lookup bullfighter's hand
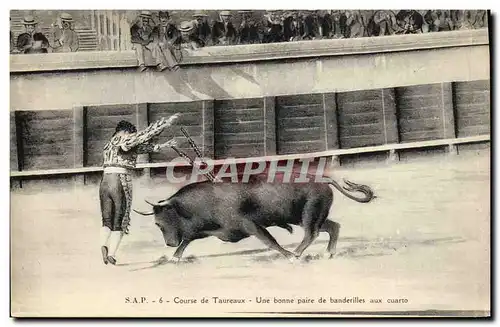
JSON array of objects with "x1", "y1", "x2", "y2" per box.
[
  {"x1": 166, "y1": 113, "x2": 181, "y2": 125},
  {"x1": 159, "y1": 138, "x2": 178, "y2": 149}
]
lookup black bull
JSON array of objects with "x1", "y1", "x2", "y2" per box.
[{"x1": 133, "y1": 174, "x2": 375, "y2": 261}]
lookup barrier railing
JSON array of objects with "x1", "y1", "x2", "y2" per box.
[{"x1": 9, "y1": 134, "x2": 490, "y2": 179}]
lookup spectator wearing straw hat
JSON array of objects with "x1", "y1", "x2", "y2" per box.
[
  {"x1": 52, "y1": 12, "x2": 79, "y2": 52},
  {"x1": 16, "y1": 15, "x2": 50, "y2": 54},
  {"x1": 211, "y1": 10, "x2": 237, "y2": 46},
  {"x1": 192, "y1": 11, "x2": 211, "y2": 47},
  {"x1": 130, "y1": 11, "x2": 170, "y2": 72},
  {"x1": 238, "y1": 10, "x2": 262, "y2": 44},
  {"x1": 173, "y1": 20, "x2": 203, "y2": 51}
]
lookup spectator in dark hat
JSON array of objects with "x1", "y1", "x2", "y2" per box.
[
  {"x1": 330, "y1": 10, "x2": 347, "y2": 38},
  {"x1": 238, "y1": 10, "x2": 262, "y2": 44},
  {"x1": 192, "y1": 11, "x2": 211, "y2": 47},
  {"x1": 263, "y1": 10, "x2": 284, "y2": 43},
  {"x1": 152, "y1": 10, "x2": 180, "y2": 70},
  {"x1": 395, "y1": 10, "x2": 424, "y2": 34},
  {"x1": 211, "y1": 10, "x2": 237, "y2": 45},
  {"x1": 52, "y1": 12, "x2": 79, "y2": 52},
  {"x1": 302, "y1": 11, "x2": 321, "y2": 40},
  {"x1": 17, "y1": 15, "x2": 50, "y2": 54},
  {"x1": 283, "y1": 11, "x2": 305, "y2": 41},
  {"x1": 131, "y1": 11, "x2": 172, "y2": 72}
]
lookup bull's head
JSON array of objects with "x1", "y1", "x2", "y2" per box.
[{"x1": 133, "y1": 198, "x2": 191, "y2": 248}]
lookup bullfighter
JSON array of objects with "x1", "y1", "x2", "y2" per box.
[{"x1": 99, "y1": 113, "x2": 179, "y2": 265}]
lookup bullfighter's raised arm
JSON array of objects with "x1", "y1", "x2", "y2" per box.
[
  {"x1": 135, "y1": 138, "x2": 179, "y2": 154},
  {"x1": 120, "y1": 113, "x2": 180, "y2": 151}
]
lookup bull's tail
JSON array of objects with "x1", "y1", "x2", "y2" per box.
[{"x1": 327, "y1": 177, "x2": 375, "y2": 203}]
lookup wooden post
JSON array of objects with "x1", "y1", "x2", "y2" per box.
[
  {"x1": 10, "y1": 112, "x2": 21, "y2": 189},
  {"x1": 381, "y1": 88, "x2": 400, "y2": 162},
  {"x1": 441, "y1": 82, "x2": 458, "y2": 155},
  {"x1": 136, "y1": 103, "x2": 150, "y2": 179},
  {"x1": 263, "y1": 97, "x2": 277, "y2": 156},
  {"x1": 323, "y1": 92, "x2": 339, "y2": 151},
  {"x1": 73, "y1": 106, "x2": 85, "y2": 185},
  {"x1": 10, "y1": 112, "x2": 19, "y2": 172},
  {"x1": 323, "y1": 93, "x2": 340, "y2": 167},
  {"x1": 202, "y1": 100, "x2": 215, "y2": 159}
]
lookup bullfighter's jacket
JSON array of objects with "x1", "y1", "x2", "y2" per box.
[{"x1": 102, "y1": 119, "x2": 170, "y2": 170}]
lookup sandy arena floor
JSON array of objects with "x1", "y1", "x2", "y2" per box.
[{"x1": 10, "y1": 150, "x2": 491, "y2": 317}]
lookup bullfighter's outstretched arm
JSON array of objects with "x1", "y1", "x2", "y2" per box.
[
  {"x1": 120, "y1": 113, "x2": 180, "y2": 152},
  {"x1": 135, "y1": 138, "x2": 178, "y2": 154}
]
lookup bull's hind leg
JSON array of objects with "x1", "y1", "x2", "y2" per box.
[
  {"x1": 293, "y1": 198, "x2": 329, "y2": 258},
  {"x1": 320, "y1": 220, "x2": 341, "y2": 258}
]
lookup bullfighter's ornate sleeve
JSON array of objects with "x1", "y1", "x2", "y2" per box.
[
  {"x1": 135, "y1": 142, "x2": 160, "y2": 154},
  {"x1": 119, "y1": 118, "x2": 170, "y2": 152}
]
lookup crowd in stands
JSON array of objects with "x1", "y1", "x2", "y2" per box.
[
  {"x1": 11, "y1": 13, "x2": 79, "y2": 54},
  {"x1": 10, "y1": 10, "x2": 488, "y2": 59}
]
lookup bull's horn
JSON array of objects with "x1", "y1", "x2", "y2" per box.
[
  {"x1": 133, "y1": 208, "x2": 154, "y2": 216},
  {"x1": 145, "y1": 199, "x2": 157, "y2": 206},
  {"x1": 157, "y1": 199, "x2": 171, "y2": 207}
]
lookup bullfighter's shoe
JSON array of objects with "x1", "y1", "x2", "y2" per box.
[
  {"x1": 138, "y1": 64, "x2": 147, "y2": 72},
  {"x1": 107, "y1": 256, "x2": 117, "y2": 265},
  {"x1": 101, "y1": 246, "x2": 109, "y2": 265}
]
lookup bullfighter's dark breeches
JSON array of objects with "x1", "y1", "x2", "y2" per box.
[{"x1": 99, "y1": 172, "x2": 133, "y2": 234}]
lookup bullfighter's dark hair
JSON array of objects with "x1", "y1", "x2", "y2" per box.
[{"x1": 114, "y1": 120, "x2": 137, "y2": 135}]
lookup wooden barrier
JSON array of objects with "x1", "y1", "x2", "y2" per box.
[
  {"x1": 9, "y1": 134, "x2": 490, "y2": 179},
  {"x1": 9, "y1": 78, "x2": 491, "y2": 186}
]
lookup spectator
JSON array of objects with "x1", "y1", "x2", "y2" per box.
[
  {"x1": 370, "y1": 10, "x2": 397, "y2": 36},
  {"x1": 152, "y1": 10, "x2": 180, "y2": 70},
  {"x1": 173, "y1": 20, "x2": 204, "y2": 51},
  {"x1": 344, "y1": 10, "x2": 366, "y2": 38},
  {"x1": 238, "y1": 10, "x2": 262, "y2": 44},
  {"x1": 460, "y1": 10, "x2": 488, "y2": 29},
  {"x1": 211, "y1": 11, "x2": 237, "y2": 46},
  {"x1": 395, "y1": 10, "x2": 424, "y2": 34},
  {"x1": 192, "y1": 11, "x2": 211, "y2": 47},
  {"x1": 52, "y1": 13, "x2": 79, "y2": 52},
  {"x1": 329, "y1": 10, "x2": 347, "y2": 38},
  {"x1": 130, "y1": 11, "x2": 170, "y2": 72},
  {"x1": 302, "y1": 11, "x2": 321, "y2": 40},
  {"x1": 283, "y1": 11, "x2": 305, "y2": 41},
  {"x1": 10, "y1": 18, "x2": 15, "y2": 53},
  {"x1": 263, "y1": 10, "x2": 284, "y2": 43},
  {"x1": 319, "y1": 11, "x2": 334, "y2": 38},
  {"x1": 428, "y1": 10, "x2": 453, "y2": 32},
  {"x1": 16, "y1": 15, "x2": 49, "y2": 54}
]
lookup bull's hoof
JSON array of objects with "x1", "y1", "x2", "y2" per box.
[
  {"x1": 107, "y1": 256, "x2": 117, "y2": 265},
  {"x1": 101, "y1": 246, "x2": 109, "y2": 265}
]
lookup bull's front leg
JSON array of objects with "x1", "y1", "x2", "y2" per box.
[
  {"x1": 171, "y1": 239, "x2": 192, "y2": 262},
  {"x1": 242, "y1": 221, "x2": 297, "y2": 261}
]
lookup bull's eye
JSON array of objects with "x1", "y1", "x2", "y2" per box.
[{"x1": 155, "y1": 222, "x2": 164, "y2": 231}]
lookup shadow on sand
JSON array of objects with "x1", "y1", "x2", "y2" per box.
[{"x1": 122, "y1": 236, "x2": 467, "y2": 272}]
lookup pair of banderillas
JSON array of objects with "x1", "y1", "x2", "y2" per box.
[{"x1": 170, "y1": 127, "x2": 219, "y2": 183}]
